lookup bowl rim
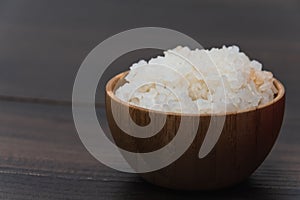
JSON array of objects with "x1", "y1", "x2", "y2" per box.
[{"x1": 106, "y1": 71, "x2": 285, "y2": 117}]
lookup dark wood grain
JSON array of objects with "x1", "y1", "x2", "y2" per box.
[
  {"x1": 0, "y1": 0, "x2": 299, "y2": 199},
  {"x1": 0, "y1": 100, "x2": 299, "y2": 199}
]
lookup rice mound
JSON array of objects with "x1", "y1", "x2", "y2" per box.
[{"x1": 115, "y1": 46, "x2": 278, "y2": 114}]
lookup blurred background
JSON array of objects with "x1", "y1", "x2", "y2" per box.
[
  {"x1": 0, "y1": 0, "x2": 299, "y2": 107},
  {"x1": 0, "y1": 0, "x2": 299, "y2": 199}
]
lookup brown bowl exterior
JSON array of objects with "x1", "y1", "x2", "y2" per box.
[{"x1": 105, "y1": 72, "x2": 285, "y2": 190}]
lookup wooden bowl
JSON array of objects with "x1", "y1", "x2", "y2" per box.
[{"x1": 105, "y1": 71, "x2": 285, "y2": 190}]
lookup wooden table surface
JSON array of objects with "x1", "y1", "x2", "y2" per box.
[{"x1": 0, "y1": 0, "x2": 299, "y2": 199}]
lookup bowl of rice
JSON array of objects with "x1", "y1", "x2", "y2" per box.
[{"x1": 105, "y1": 46, "x2": 285, "y2": 190}]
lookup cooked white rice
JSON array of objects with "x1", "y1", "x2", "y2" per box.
[{"x1": 115, "y1": 46, "x2": 277, "y2": 114}]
